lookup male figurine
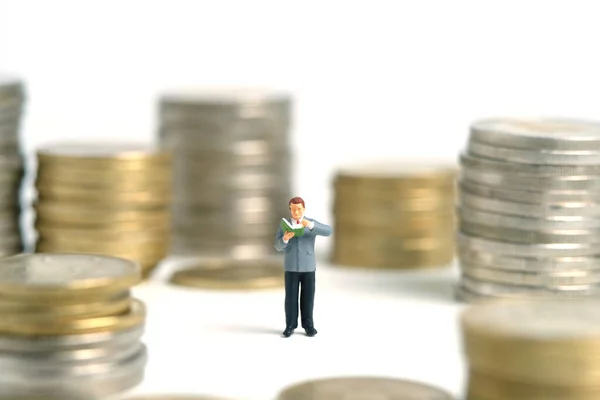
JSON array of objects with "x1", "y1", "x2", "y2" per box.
[{"x1": 274, "y1": 196, "x2": 332, "y2": 337}]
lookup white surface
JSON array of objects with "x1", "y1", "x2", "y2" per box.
[
  {"x1": 4, "y1": 0, "x2": 600, "y2": 226},
  {"x1": 125, "y1": 256, "x2": 466, "y2": 400}
]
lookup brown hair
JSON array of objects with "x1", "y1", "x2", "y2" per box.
[{"x1": 288, "y1": 197, "x2": 305, "y2": 208}]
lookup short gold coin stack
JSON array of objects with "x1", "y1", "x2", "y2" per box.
[
  {"x1": 33, "y1": 143, "x2": 172, "y2": 278},
  {"x1": 169, "y1": 257, "x2": 284, "y2": 290},
  {"x1": 0, "y1": 253, "x2": 147, "y2": 399},
  {"x1": 331, "y1": 161, "x2": 457, "y2": 268},
  {"x1": 461, "y1": 299, "x2": 600, "y2": 400}
]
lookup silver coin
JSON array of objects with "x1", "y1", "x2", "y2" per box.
[
  {"x1": 458, "y1": 190, "x2": 600, "y2": 217},
  {"x1": 460, "y1": 168, "x2": 600, "y2": 191},
  {"x1": 461, "y1": 275, "x2": 600, "y2": 297},
  {"x1": 468, "y1": 140, "x2": 600, "y2": 165},
  {"x1": 276, "y1": 376, "x2": 454, "y2": 400},
  {"x1": 0, "y1": 343, "x2": 146, "y2": 381},
  {"x1": 460, "y1": 152, "x2": 600, "y2": 175},
  {"x1": 0, "y1": 253, "x2": 140, "y2": 294},
  {"x1": 461, "y1": 262, "x2": 600, "y2": 287},
  {"x1": 455, "y1": 284, "x2": 496, "y2": 303},
  {"x1": 459, "y1": 222, "x2": 600, "y2": 244},
  {"x1": 0, "y1": 325, "x2": 144, "y2": 352},
  {"x1": 457, "y1": 207, "x2": 600, "y2": 229},
  {"x1": 0, "y1": 339, "x2": 141, "y2": 365},
  {"x1": 457, "y1": 232, "x2": 600, "y2": 257},
  {"x1": 460, "y1": 180, "x2": 600, "y2": 204},
  {"x1": 469, "y1": 117, "x2": 600, "y2": 151},
  {"x1": 0, "y1": 345, "x2": 146, "y2": 398},
  {"x1": 458, "y1": 247, "x2": 600, "y2": 272}
]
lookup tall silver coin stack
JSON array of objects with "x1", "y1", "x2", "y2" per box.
[
  {"x1": 0, "y1": 75, "x2": 26, "y2": 256},
  {"x1": 456, "y1": 118, "x2": 600, "y2": 301},
  {"x1": 0, "y1": 253, "x2": 147, "y2": 399},
  {"x1": 157, "y1": 89, "x2": 293, "y2": 258}
]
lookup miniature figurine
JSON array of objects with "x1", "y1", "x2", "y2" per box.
[{"x1": 274, "y1": 197, "x2": 332, "y2": 337}]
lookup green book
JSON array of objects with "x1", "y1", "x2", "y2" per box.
[{"x1": 281, "y1": 218, "x2": 305, "y2": 237}]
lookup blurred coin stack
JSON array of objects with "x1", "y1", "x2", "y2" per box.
[
  {"x1": 157, "y1": 89, "x2": 292, "y2": 259},
  {"x1": 0, "y1": 253, "x2": 146, "y2": 399},
  {"x1": 276, "y1": 376, "x2": 455, "y2": 399},
  {"x1": 0, "y1": 75, "x2": 27, "y2": 256},
  {"x1": 456, "y1": 118, "x2": 600, "y2": 301},
  {"x1": 33, "y1": 143, "x2": 172, "y2": 278},
  {"x1": 461, "y1": 299, "x2": 600, "y2": 400},
  {"x1": 330, "y1": 162, "x2": 457, "y2": 268}
]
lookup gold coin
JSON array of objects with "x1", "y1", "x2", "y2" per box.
[
  {"x1": 0, "y1": 253, "x2": 141, "y2": 299},
  {"x1": 169, "y1": 258, "x2": 284, "y2": 290},
  {"x1": 0, "y1": 291, "x2": 131, "y2": 319},
  {"x1": 36, "y1": 236, "x2": 169, "y2": 254},
  {"x1": 36, "y1": 183, "x2": 172, "y2": 207},
  {"x1": 0, "y1": 298, "x2": 146, "y2": 336},
  {"x1": 36, "y1": 142, "x2": 171, "y2": 169},
  {"x1": 34, "y1": 217, "x2": 170, "y2": 232},
  {"x1": 34, "y1": 201, "x2": 170, "y2": 225},
  {"x1": 466, "y1": 368, "x2": 600, "y2": 400},
  {"x1": 36, "y1": 224, "x2": 169, "y2": 241},
  {"x1": 36, "y1": 174, "x2": 171, "y2": 192},
  {"x1": 37, "y1": 163, "x2": 171, "y2": 180},
  {"x1": 332, "y1": 196, "x2": 455, "y2": 213},
  {"x1": 461, "y1": 299, "x2": 600, "y2": 387},
  {"x1": 127, "y1": 397, "x2": 233, "y2": 400},
  {"x1": 35, "y1": 242, "x2": 168, "y2": 265},
  {"x1": 331, "y1": 248, "x2": 454, "y2": 268},
  {"x1": 333, "y1": 214, "x2": 455, "y2": 233},
  {"x1": 276, "y1": 376, "x2": 455, "y2": 400},
  {"x1": 334, "y1": 161, "x2": 457, "y2": 188}
]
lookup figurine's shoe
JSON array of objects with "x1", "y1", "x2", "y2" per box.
[
  {"x1": 282, "y1": 326, "x2": 294, "y2": 337},
  {"x1": 304, "y1": 327, "x2": 317, "y2": 337}
]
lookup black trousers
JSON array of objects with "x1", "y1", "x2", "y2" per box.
[{"x1": 284, "y1": 271, "x2": 315, "y2": 329}]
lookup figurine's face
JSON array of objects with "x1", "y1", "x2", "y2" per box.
[{"x1": 289, "y1": 203, "x2": 304, "y2": 220}]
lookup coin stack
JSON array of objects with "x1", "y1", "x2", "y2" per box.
[
  {"x1": 169, "y1": 257, "x2": 284, "y2": 290},
  {"x1": 0, "y1": 253, "x2": 147, "y2": 399},
  {"x1": 456, "y1": 118, "x2": 600, "y2": 301},
  {"x1": 33, "y1": 143, "x2": 172, "y2": 278},
  {"x1": 157, "y1": 89, "x2": 292, "y2": 259},
  {"x1": 330, "y1": 162, "x2": 457, "y2": 268},
  {"x1": 0, "y1": 75, "x2": 27, "y2": 256},
  {"x1": 461, "y1": 299, "x2": 600, "y2": 400},
  {"x1": 276, "y1": 377, "x2": 455, "y2": 399}
]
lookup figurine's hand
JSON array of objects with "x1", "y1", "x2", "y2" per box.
[
  {"x1": 283, "y1": 231, "x2": 295, "y2": 241},
  {"x1": 301, "y1": 219, "x2": 310, "y2": 227}
]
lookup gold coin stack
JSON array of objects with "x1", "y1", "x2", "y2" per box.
[
  {"x1": 169, "y1": 257, "x2": 284, "y2": 290},
  {"x1": 331, "y1": 161, "x2": 457, "y2": 268},
  {"x1": 276, "y1": 376, "x2": 455, "y2": 399},
  {"x1": 33, "y1": 142, "x2": 172, "y2": 278},
  {"x1": 461, "y1": 299, "x2": 600, "y2": 400},
  {"x1": 0, "y1": 253, "x2": 147, "y2": 398}
]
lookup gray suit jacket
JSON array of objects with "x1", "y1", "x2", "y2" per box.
[{"x1": 274, "y1": 217, "x2": 332, "y2": 272}]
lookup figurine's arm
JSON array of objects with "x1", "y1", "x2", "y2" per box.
[
  {"x1": 274, "y1": 226, "x2": 289, "y2": 251},
  {"x1": 309, "y1": 220, "x2": 332, "y2": 237}
]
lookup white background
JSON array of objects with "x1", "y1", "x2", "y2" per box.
[{"x1": 2, "y1": 1, "x2": 600, "y2": 398}]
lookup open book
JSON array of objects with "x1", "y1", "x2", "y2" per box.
[{"x1": 281, "y1": 218, "x2": 305, "y2": 237}]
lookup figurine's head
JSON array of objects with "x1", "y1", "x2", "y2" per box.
[{"x1": 288, "y1": 197, "x2": 305, "y2": 221}]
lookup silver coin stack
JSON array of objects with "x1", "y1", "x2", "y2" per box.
[
  {"x1": 157, "y1": 89, "x2": 293, "y2": 258},
  {"x1": 0, "y1": 74, "x2": 26, "y2": 255},
  {"x1": 0, "y1": 253, "x2": 147, "y2": 399},
  {"x1": 456, "y1": 118, "x2": 600, "y2": 301}
]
